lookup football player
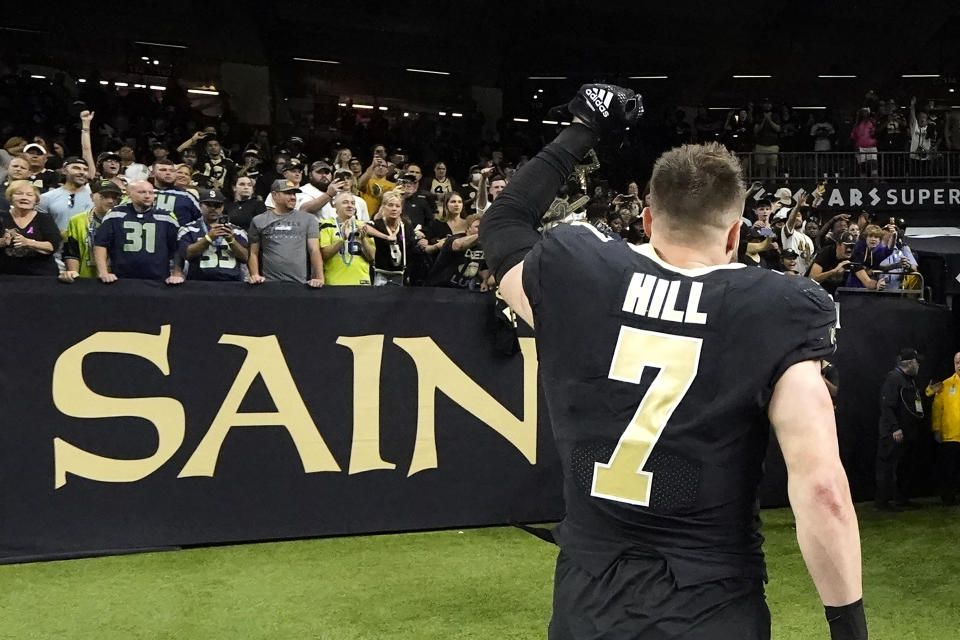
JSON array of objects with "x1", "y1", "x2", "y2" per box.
[{"x1": 480, "y1": 85, "x2": 866, "y2": 640}]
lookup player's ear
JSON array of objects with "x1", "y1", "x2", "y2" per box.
[
  {"x1": 725, "y1": 218, "x2": 742, "y2": 255},
  {"x1": 641, "y1": 206, "x2": 653, "y2": 240}
]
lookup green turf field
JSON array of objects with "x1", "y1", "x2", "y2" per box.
[{"x1": 1, "y1": 501, "x2": 958, "y2": 639}]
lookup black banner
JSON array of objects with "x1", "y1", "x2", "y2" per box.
[
  {"x1": 2, "y1": 279, "x2": 954, "y2": 562},
  {"x1": 0, "y1": 279, "x2": 562, "y2": 562}
]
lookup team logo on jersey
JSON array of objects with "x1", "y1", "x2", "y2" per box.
[{"x1": 585, "y1": 88, "x2": 614, "y2": 118}]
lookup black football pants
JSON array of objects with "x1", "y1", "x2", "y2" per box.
[{"x1": 548, "y1": 551, "x2": 770, "y2": 640}]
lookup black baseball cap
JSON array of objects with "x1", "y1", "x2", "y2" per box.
[
  {"x1": 837, "y1": 231, "x2": 856, "y2": 246},
  {"x1": 91, "y1": 179, "x2": 123, "y2": 195},
  {"x1": 781, "y1": 249, "x2": 799, "y2": 259},
  {"x1": 97, "y1": 151, "x2": 121, "y2": 164},
  {"x1": 282, "y1": 158, "x2": 304, "y2": 172},
  {"x1": 63, "y1": 156, "x2": 88, "y2": 167},
  {"x1": 198, "y1": 187, "x2": 226, "y2": 204},
  {"x1": 898, "y1": 348, "x2": 919, "y2": 362}
]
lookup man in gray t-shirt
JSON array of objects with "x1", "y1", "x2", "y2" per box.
[{"x1": 247, "y1": 179, "x2": 324, "y2": 286}]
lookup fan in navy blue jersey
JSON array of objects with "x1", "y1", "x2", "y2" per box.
[
  {"x1": 93, "y1": 180, "x2": 182, "y2": 284},
  {"x1": 152, "y1": 158, "x2": 201, "y2": 225},
  {"x1": 480, "y1": 85, "x2": 866, "y2": 640},
  {"x1": 175, "y1": 188, "x2": 249, "y2": 281}
]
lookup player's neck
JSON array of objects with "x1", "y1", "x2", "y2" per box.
[{"x1": 648, "y1": 239, "x2": 735, "y2": 269}]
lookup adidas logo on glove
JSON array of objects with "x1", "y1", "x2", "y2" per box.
[{"x1": 585, "y1": 87, "x2": 614, "y2": 118}]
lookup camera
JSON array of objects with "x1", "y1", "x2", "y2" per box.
[
  {"x1": 842, "y1": 262, "x2": 862, "y2": 271},
  {"x1": 216, "y1": 215, "x2": 230, "y2": 226}
]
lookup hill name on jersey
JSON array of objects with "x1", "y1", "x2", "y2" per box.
[{"x1": 622, "y1": 273, "x2": 708, "y2": 325}]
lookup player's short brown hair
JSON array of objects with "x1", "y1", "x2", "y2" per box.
[{"x1": 648, "y1": 143, "x2": 746, "y2": 234}]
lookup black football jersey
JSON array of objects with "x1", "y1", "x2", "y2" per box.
[{"x1": 522, "y1": 222, "x2": 836, "y2": 587}]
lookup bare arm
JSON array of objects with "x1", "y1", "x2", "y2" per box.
[
  {"x1": 247, "y1": 242, "x2": 262, "y2": 278},
  {"x1": 853, "y1": 268, "x2": 882, "y2": 290},
  {"x1": 769, "y1": 359, "x2": 863, "y2": 607},
  {"x1": 785, "y1": 189, "x2": 806, "y2": 235},
  {"x1": 307, "y1": 238, "x2": 324, "y2": 281},
  {"x1": 810, "y1": 260, "x2": 847, "y2": 284},
  {"x1": 178, "y1": 132, "x2": 204, "y2": 154},
  {"x1": 475, "y1": 171, "x2": 490, "y2": 212},
  {"x1": 358, "y1": 158, "x2": 381, "y2": 189},
  {"x1": 80, "y1": 111, "x2": 96, "y2": 179},
  {"x1": 451, "y1": 234, "x2": 480, "y2": 251},
  {"x1": 495, "y1": 263, "x2": 534, "y2": 328},
  {"x1": 320, "y1": 235, "x2": 344, "y2": 261}
]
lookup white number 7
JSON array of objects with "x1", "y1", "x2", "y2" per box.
[{"x1": 591, "y1": 327, "x2": 702, "y2": 506}]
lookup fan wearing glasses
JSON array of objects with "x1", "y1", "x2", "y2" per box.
[{"x1": 37, "y1": 157, "x2": 93, "y2": 232}]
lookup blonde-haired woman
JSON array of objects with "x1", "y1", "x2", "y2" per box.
[
  {"x1": 0, "y1": 180, "x2": 62, "y2": 275},
  {"x1": 367, "y1": 191, "x2": 416, "y2": 286},
  {"x1": 333, "y1": 147, "x2": 353, "y2": 173}
]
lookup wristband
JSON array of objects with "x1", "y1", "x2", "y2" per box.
[
  {"x1": 825, "y1": 599, "x2": 867, "y2": 640},
  {"x1": 225, "y1": 237, "x2": 235, "y2": 245},
  {"x1": 204, "y1": 234, "x2": 213, "y2": 243}
]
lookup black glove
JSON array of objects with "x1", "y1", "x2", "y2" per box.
[
  {"x1": 825, "y1": 599, "x2": 868, "y2": 640},
  {"x1": 566, "y1": 84, "x2": 643, "y2": 135}
]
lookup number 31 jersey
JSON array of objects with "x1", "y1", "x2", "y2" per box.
[
  {"x1": 94, "y1": 204, "x2": 180, "y2": 280},
  {"x1": 522, "y1": 222, "x2": 835, "y2": 587}
]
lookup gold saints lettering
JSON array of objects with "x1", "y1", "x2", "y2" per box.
[{"x1": 50, "y1": 328, "x2": 538, "y2": 487}]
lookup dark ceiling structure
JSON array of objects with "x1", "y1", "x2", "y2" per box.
[{"x1": 4, "y1": 0, "x2": 960, "y2": 118}]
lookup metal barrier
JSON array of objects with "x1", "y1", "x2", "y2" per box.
[
  {"x1": 737, "y1": 151, "x2": 960, "y2": 182},
  {"x1": 836, "y1": 269, "x2": 927, "y2": 301}
]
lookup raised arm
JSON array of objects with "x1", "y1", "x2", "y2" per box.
[
  {"x1": 481, "y1": 84, "x2": 639, "y2": 328},
  {"x1": 178, "y1": 131, "x2": 204, "y2": 154},
  {"x1": 769, "y1": 360, "x2": 867, "y2": 636},
  {"x1": 80, "y1": 110, "x2": 96, "y2": 179},
  {"x1": 475, "y1": 168, "x2": 491, "y2": 213}
]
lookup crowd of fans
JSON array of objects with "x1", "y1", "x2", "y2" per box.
[{"x1": 0, "y1": 77, "x2": 931, "y2": 294}]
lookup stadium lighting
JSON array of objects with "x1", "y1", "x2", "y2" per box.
[
  {"x1": 353, "y1": 104, "x2": 374, "y2": 109},
  {"x1": 338, "y1": 102, "x2": 347, "y2": 107},
  {"x1": 629, "y1": 75, "x2": 668, "y2": 79},
  {"x1": 707, "y1": 107, "x2": 736, "y2": 110},
  {"x1": 438, "y1": 111, "x2": 447, "y2": 116},
  {"x1": 560, "y1": 121, "x2": 571, "y2": 126},
  {"x1": 451, "y1": 112, "x2": 463, "y2": 118},
  {"x1": 403, "y1": 112, "x2": 410, "y2": 117},
  {"x1": 528, "y1": 76, "x2": 566, "y2": 80},
  {"x1": 794, "y1": 106, "x2": 827, "y2": 110},
  {"x1": 114, "y1": 82, "x2": 129, "y2": 87},
  {"x1": 537, "y1": 89, "x2": 544, "y2": 93},
  {"x1": 732, "y1": 75, "x2": 772, "y2": 78},
  {"x1": 134, "y1": 84, "x2": 146, "y2": 88},
  {"x1": 99, "y1": 80, "x2": 109, "y2": 86},
  {"x1": 188, "y1": 89, "x2": 219, "y2": 95},
  {"x1": 542, "y1": 119, "x2": 559, "y2": 125},
  {"x1": 378, "y1": 106, "x2": 388, "y2": 111},
  {"x1": 901, "y1": 74, "x2": 940, "y2": 78},
  {"x1": 135, "y1": 41, "x2": 187, "y2": 49},
  {"x1": 78, "y1": 79, "x2": 86, "y2": 83},
  {"x1": 513, "y1": 118, "x2": 530, "y2": 123},
  {"x1": 293, "y1": 58, "x2": 340, "y2": 64},
  {"x1": 818, "y1": 75, "x2": 857, "y2": 78},
  {"x1": 149, "y1": 85, "x2": 166, "y2": 91},
  {"x1": 406, "y1": 68, "x2": 450, "y2": 76},
  {"x1": 30, "y1": 74, "x2": 46, "y2": 79},
  {"x1": 141, "y1": 56, "x2": 150, "y2": 61}
]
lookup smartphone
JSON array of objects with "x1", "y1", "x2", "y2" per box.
[{"x1": 216, "y1": 215, "x2": 229, "y2": 225}]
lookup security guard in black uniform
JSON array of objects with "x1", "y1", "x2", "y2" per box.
[{"x1": 875, "y1": 348, "x2": 924, "y2": 511}]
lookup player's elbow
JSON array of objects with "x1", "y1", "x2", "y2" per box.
[{"x1": 796, "y1": 469, "x2": 854, "y2": 523}]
